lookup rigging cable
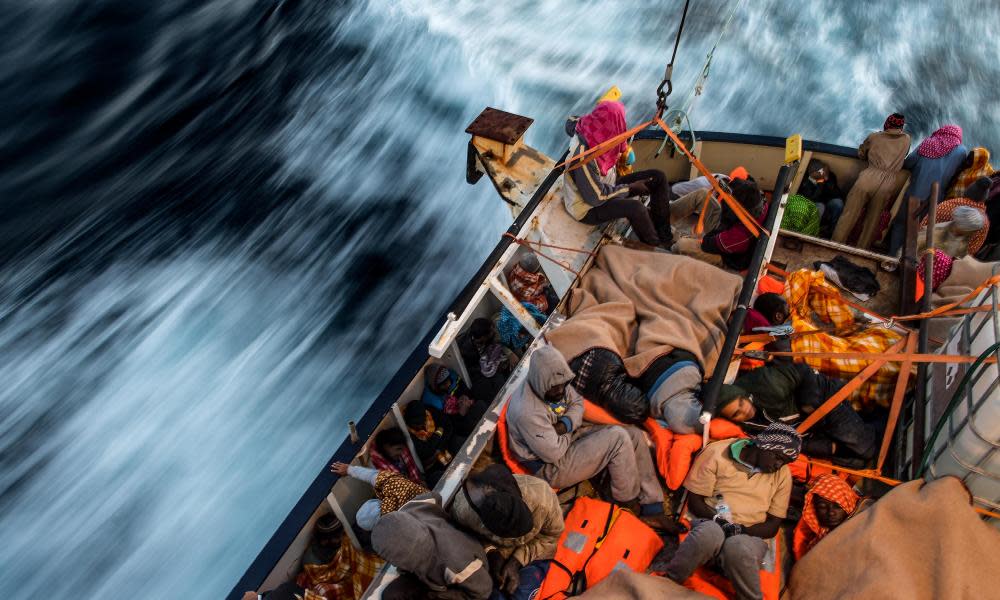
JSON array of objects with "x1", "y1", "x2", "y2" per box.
[
  {"x1": 655, "y1": 0, "x2": 746, "y2": 158},
  {"x1": 655, "y1": 0, "x2": 692, "y2": 116}
]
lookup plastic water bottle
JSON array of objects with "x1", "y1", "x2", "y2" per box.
[{"x1": 715, "y1": 494, "x2": 732, "y2": 523}]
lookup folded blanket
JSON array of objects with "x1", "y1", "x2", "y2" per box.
[
  {"x1": 547, "y1": 246, "x2": 742, "y2": 378},
  {"x1": 787, "y1": 477, "x2": 1000, "y2": 600},
  {"x1": 929, "y1": 255, "x2": 1000, "y2": 342}
]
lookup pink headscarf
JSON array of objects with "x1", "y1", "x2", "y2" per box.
[
  {"x1": 917, "y1": 125, "x2": 963, "y2": 159},
  {"x1": 575, "y1": 101, "x2": 628, "y2": 176}
]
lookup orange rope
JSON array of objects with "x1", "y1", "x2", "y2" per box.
[
  {"x1": 739, "y1": 349, "x2": 997, "y2": 364},
  {"x1": 503, "y1": 233, "x2": 597, "y2": 256},
  {"x1": 799, "y1": 458, "x2": 1000, "y2": 519},
  {"x1": 503, "y1": 234, "x2": 583, "y2": 276},
  {"x1": 654, "y1": 117, "x2": 769, "y2": 238}
]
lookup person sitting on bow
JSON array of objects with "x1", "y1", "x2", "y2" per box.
[{"x1": 562, "y1": 100, "x2": 673, "y2": 250}]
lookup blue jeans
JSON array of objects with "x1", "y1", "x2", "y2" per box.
[{"x1": 817, "y1": 197, "x2": 844, "y2": 236}]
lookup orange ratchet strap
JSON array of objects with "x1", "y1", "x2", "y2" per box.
[
  {"x1": 655, "y1": 117, "x2": 768, "y2": 238},
  {"x1": 556, "y1": 119, "x2": 656, "y2": 173}
]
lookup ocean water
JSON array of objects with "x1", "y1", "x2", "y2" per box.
[{"x1": 1, "y1": 1, "x2": 997, "y2": 598}]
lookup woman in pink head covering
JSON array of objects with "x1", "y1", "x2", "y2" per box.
[
  {"x1": 562, "y1": 100, "x2": 673, "y2": 249},
  {"x1": 886, "y1": 124, "x2": 969, "y2": 254}
]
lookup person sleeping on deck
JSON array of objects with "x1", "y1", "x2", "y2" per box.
[
  {"x1": 637, "y1": 349, "x2": 706, "y2": 435},
  {"x1": 664, "y1": 423, "x2": 800, "y2": 600},
  {"x1": 403, "y1": 401, "x2": 455, "y2": 487},
  {"x1": 725, "y1": 362, "x2": 879, "y2": 464},
  {"x1": 744, "y1": 293, "x2": 789, "y2": 334},
  {"x1": 369, "y1": 427, "x2": 425, "y2": 486},
  {"x1": 506, "y1": 254, "x2": 558, "y2": 315},
  {"x1": 562, "y1": 101, "x2": 673, "y2": 249},
  {"x1": 423, "y1": 364, "x2": 489, "y2": 439},
  {"x1": 449, "y1": 465, "x2": 565, "y2": 597},
  {"x1": 675, "y1": 178, "x2": 768, "y2": 270},
  {"x1": 372, "y1": 493, "x2": 493, "y2": 600},
  {"x1": 505, "y1": 345, "x2": 680, "y2": 533},
  {"x1": 458, "y1": 318, "x2": 518, "y2": 403}
]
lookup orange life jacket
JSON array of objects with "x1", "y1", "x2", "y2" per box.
[
  {"x1": 677, "y1": 513, "x2": 783, "y2": 600},
  {"x1": 496, "y1": 401, "x2": 532, "y2": 475},
  {"x1": 538, "y1": 497, "x2": 663, "y2": 599}
]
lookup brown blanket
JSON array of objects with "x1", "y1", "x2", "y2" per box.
[
  {"x1": 787, "y1": 477, "x2": 1000, "y2": 600},
  {"x1": 929, "y1": 256, "x2": 1000, "y2": 342},
  {"x1": 577, "y1": 570, "x2": 711, "y2": 599},
  {"x1": 546, "y1": 245, "x2": 742, "y2": 376}
]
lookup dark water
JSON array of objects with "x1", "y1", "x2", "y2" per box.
[{"x1": 1, "y1": 1, "x2": 997, "y2": 598}]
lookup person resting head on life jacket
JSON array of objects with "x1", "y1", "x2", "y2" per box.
[
  {"x1": 730, "y1": 362, "x2": 879, "y2": 464},
  {"x1": 449, "y1": 464, "x2": 565, "y2": 596},
  {"x1": 665, "y1": 423, "x2": 801, "y2": 600}
]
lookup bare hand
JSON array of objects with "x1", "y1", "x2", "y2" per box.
[
  {"x1": 554, "y1": 420, "x2": 568, "y2": 435},
  {"x1": 458, "y1": 396, "x2": 475, "y2": 416},
  {"x1": 330, "y1": 461, "x2": 350, "y2": 476},
  {"x1": 241, "y1": 593, "x2": 258, "y2": 600}
]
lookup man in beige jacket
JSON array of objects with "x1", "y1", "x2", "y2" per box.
[
  {"x1": 449, "y1": 464, "x2": 564, "y2": 594},
  {"x1": 833, "y1": 113, "x2": 911, "y2": 247}
]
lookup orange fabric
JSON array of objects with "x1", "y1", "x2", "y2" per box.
[
  {"x1": 660, "y1": 422, "x2": 747, "y2": 490},
  {"x1": 739, "y1": 341, "x2": 765, "y2": 371},
  {"x1": 757, "y1": 275, "x2": 785, "y2": 295},
  {"x1": 677, "y1": 515, "x2": 783, "y2": 600},
  {"x1": 708, "y1": 419, "x2": 745, "y2": 440},
  {"x1": 582, "y1": 399, "x2": 625, "y2": 425},
  {"x1": 667, "y1": 434, "x2": 705, "y2": 491},
  {"x1": 644, "y1": 418, "x2": 676, "y2": 490},
  {"x1": 655, "y1": 117, "x2": 766, "y2": 238},
  {"x1": 539, "y1": 497, "x2": 663, "y2": 600},
  {"x1": 797, "y1": 336, "x2": 907, "y2": 433},
  {"x1": 793, "y1": 474, "x2": 859, "y2": 561},
  {"x1": 787, "y1": 454, "x2": 839, "y2": 483},
  {"x1": 496, "y1": 403, "x2": 532, "y2": 475},
  {"x1": 878, "y1": 333, "x2": 916, "y2": 472},
  {"x1": 729, "y1": 166, "x2": 749, "y2": 181}
]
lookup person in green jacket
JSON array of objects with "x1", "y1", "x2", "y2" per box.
[{"x1": 722, "y1": 362, "x2": 878, "y2": 463}]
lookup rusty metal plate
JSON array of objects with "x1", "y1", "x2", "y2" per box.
[{"x1": 465, "y1": 107, "x2": 533, "y2": 144}]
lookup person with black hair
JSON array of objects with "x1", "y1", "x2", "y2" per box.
[
  {"x1": 674, "y1": 178, "x2": 768, "y2": 270},
  {"x1": 797, "y1": 159, "x2": 844, "y2": 237},
  {"x1": 449, "y1": 465, "x2": 565, "y2": 596},
  {"x1": 744, "y1": 293, "x2": 789, "y2": 334},
  {"x1": 402, "y1": 401, "x2": 454, "y2": 487},
  {"x1": 369, "y1": 427, "x2": 424, "y2": 485}
]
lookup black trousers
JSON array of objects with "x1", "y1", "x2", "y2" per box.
[{"x1": 581, "y1": 169, "x2": 672, "y2": 246}]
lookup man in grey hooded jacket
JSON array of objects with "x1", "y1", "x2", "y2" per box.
[
  {"x1": 372, "y1": 493, "x2": 493, "y2": 600},
  {"x1": 506, "y1": 345, "x2": 677, "y2": 531}
]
